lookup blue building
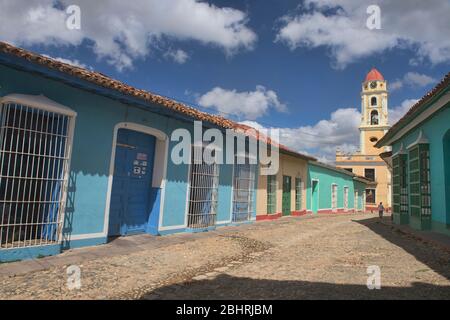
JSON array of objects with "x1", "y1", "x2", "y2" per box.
[
  {"x1": 0, "y1": 42, "x2": 258, "y2": 261},
  {"x1": 376, "y1": 72, "x2": 450, "y2": 235}
]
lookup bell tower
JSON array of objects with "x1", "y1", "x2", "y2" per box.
[{"x1": 359, "y1": 68, "x2": 390, "y2": 154}]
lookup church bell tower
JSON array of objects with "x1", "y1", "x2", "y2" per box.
[{"x1": 359, "y1": 68, "x2": 390, "y2": 154}]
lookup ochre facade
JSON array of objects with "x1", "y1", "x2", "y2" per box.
[{"x1": 336, "y1": 68, "x2": 392, "y2": 210}]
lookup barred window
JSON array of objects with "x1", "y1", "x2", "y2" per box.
[
  {"x1": 295, "y1": 178, "x2": 302, "y2": 211},
  {"x1": 0, "y1": 96, "x2": 75, "y2": 249},
  {"x1": 187, "y1": 144, "x2": 219, "y2": 229}
]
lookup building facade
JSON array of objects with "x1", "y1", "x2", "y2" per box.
[
  {"x1": 307, "y1": 161, "x2": 368, "y2": 214},
  {"x1": 376, "y1": 72, "x2": 450, "y2": 235},
  {"x1": 0, "y1": 42, "x2": 259, "y2": 262},
  {"x1": 336, "y1": 68, "x2": 391, "y2": 211},
  {"x1": 256, "y1": 149, "x2": 313, "y2": 220}
]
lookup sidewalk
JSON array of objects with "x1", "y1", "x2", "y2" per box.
[{"x1": 380, "y1": 217, "x2": 450, "y2": 253}]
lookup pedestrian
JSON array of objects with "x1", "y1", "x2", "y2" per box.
[{"x1": 378, "y1": 202, "x2": 384, "y2": 220}]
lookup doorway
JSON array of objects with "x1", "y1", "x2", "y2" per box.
[
  {"x1": 282, "y1": 175, "x2": 292, "y2": 216},
  {"x1": 108, "y1": 128, "x2": 156, "y2": 236}
]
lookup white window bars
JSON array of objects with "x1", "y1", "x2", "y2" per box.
[
  {"x1": 0, "y1": 95, "x2": 75, "y2": 249},
  {"x1": 232, "y1": 160, "x2": 256, "y2": 223},
  {"x1": 331, "y1": 184, "x2": 338, "y2": 211},
  {"x1": 187, "y1": 145, "x2": 219, "y2": 229}
]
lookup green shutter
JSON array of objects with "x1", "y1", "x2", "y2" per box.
[
  {"x1": 267, "y1": 175, "x2": 277, "y2": 214},
  {"x1": 409, "y1": 144, "x2": 431, "y2": 220},
  {"x1": 393, "y1": 154, "x2": 408, "y2": 216}
]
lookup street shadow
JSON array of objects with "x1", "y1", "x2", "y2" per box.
[
  {"x1": 142, "y1": 274, "x2": 450, "y2": 300},
  {"x1": 354, "y1": 217, "x2": 450, "y2": 281}
]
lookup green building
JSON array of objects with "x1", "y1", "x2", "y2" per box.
[
  {"x1": 376, "y1": 72, "x2": 450, "y2": 235},
  {"x1": 307, "y1": 161, "x2": 368, "y2": 214}
]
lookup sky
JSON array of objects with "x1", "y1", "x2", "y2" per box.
[{"x1": 0, "y1": 0, "x2": 449, "y2": 162}]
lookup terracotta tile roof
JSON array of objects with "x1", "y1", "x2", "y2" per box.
[
  {"x1": 0, "y1": 41, "x2": 236, "y2": 129},
  {"x1": 365, "y1": 68, "x2": 384, "y2": 82},
  {"x1": 0, "y1": 41, "x2": 316, "y2": 162},
  {"x1": 376, "y1": 71, "x2": 450, "y2": 147}
]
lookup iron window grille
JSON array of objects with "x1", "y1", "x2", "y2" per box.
[
  {"x1": 232, "y1": 158, "x2": 256, "y2": 223},
  {"x1": 0, "y1": 97, "x2": 75, "y2": 249},
  {"x1": 295, "y1": 178, "x2": 302, "y2": 211},
  {"x1": 331, "y1": 184, "x2": 338, "y2": 210},
  {"x1": 186, "y1": 144, "x2": 219, "y2": 229}
]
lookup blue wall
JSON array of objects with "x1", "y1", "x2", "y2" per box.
[
  {"x1": 0, "y1": 58, "x2": 243, "y2": 260},
  {"x1": 391, "y1": 104, "x2": 450, "y2": 228},
  {"x1": 307, "y1": 162, "x2": 362, "y2": 212}
]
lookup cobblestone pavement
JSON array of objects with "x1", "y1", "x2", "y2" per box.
[{"x1": 1, "y1": 213, "x2": 450, "y2": 299}]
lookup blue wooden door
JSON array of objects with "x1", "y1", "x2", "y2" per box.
[{"x1": 108, "y1": 129, "x2": 156, "y2": 236}]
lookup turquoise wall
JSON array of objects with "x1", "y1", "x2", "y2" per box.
[
  {"x1": 0, "y1": 61, "x2": 238, "y2": 251},
  {"x1": 307, "y1": 163, "x2": 361, "y2": 212},
  {"x1": 391, "y1": 104, "x2": 450, "y2": 227}
]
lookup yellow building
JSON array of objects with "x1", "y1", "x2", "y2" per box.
[
  {"x1": 335, "y1": 68, "x2": 392, "y2": 211},
  {"x1": 256, "y1": 149, "x2": 312, "y2": 220}
]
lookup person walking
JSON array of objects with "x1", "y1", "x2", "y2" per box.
[{"x1": 378, "y1": 202, "x2": 384, "y2": 220}]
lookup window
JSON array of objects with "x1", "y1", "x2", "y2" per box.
[
  {"x1": 232, "y1": 159, "x2": 256, "y2": 223},
  {"x1": 267, "y1": 175, "x2": 277, "y2": 214},
  {"x1": 344, "y1": 168, "x2": 353, "y2": 173},
  {"x1": 0, "y1": 98, "x2": 76, "y2": 249},
  {"x1": 366, "y1": 189, "x2": 376, "y2": 204},
  {"x1": 187, "y1": 144, "x2": 219, "y2": 229},
  {"x1": 295, "y1": 178, "x2": 302, "y2": 211},
  {"x1": 331, "y1": 184, "x2": 338, "y2": 210},
  {"x1": 371, "y1": 97, "x2": 377, "y2": 106},
  {"x1": 393, "y1": 154, "x2": 408, "y2": 216},
  {"x1": 370, "y1": 110, "x2": 379, "y2": 125},
  {"x1": 370, "y1": 137, "x2": 378, "y2": 143},
  {"x1": 364, "y1": 168, "x2": 375, "y2": 181},
  {"x1": 409, "y1": 145, "x2": 431, "y2": 218}
]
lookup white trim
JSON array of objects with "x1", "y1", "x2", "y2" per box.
[
  {"x1": 331, "y1": 183, "x2": 338, "y2": 212},
  {"x1": 158, "y1": 224, "x2": 186, "y2": 231},
  {"x1": 69, "y1": 232, "x2": 106, "y2": 240},
  {"x1": 392, "y1": 143, "x2": 408, "y2": 157},
  {"x1": 103, "y1": 122, "x2": 169, "y2": 237},
  {"x1": 406, "y1": 130, "x2": 429, "y2": 149},
  {"x1": 0, "y1": 94, "x2": 77, "y2": 117}
]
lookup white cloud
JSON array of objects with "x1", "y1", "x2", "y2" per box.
[
  {"x1": 164, "y1": 49, "x2": 190, "y2": 64},
  {"x1": 276, "y1": 0, "x2": 450, "y2": 68},
  {"x1": 197, "y1": 86, "x2": 287, "y2": 120},
  {"x1": 389, "y1": 98, "x2": 419, "y2": 125},
  {"x1": 0, "y1": 0, "x2": 257, "y2": 71},
  {"x1": 241, "y1": 107, "x2": 361, "y2": 163},
  {"x1": 241, "y1": 99, "x2": 419, "y2": 162},
  {"x1": 390, "y1": 72, "x2": 436, "y2": 91}
]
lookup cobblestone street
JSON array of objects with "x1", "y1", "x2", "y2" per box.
[{"x1": 1, "y1": 213, "x2": 450, "y2": 299}]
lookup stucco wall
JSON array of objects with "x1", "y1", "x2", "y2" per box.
[
  {"x1": 256, "y1": 153, "x2": 308, "y2": 216},
  {"x1": 0, "y1": 62, "x2": 236, "y2": 244},
  {"x1": 307, "y1": 163, "x2": 360, "y2": 213},
  {"x1": 391, "y1": 103, "x2": 450, "y2": 227}
]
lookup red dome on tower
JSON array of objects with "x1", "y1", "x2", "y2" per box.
[{"x1": 365, "y1": 68, "x2": 384, "y2": 82}]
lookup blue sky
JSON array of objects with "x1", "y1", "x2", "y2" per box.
[{"x1": 1, "y1": 0, "x2": 449, "y2": 161}]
